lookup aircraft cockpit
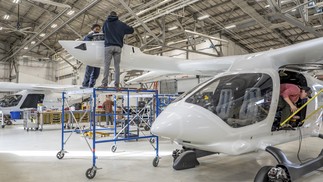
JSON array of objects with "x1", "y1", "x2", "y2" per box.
[
  {"x1": 185, "y1": 73, "x2": 273, "y2": 128},
  {"x1": 0, "y1": 95, "x2": 22, "y2": 107}
]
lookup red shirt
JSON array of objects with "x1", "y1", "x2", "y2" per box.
[{"x1": 280, "y1": 83, "x2": 301, "y2": 103}]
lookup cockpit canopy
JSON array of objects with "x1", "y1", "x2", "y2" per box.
[
  {"x1": 185, "y1": 73, "x2": 273, "y2": 128},
  {"x1": 0, "y1": 95, "x2": 22, "y2": 107}
]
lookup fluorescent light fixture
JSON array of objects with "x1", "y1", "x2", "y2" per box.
[
  {"x1": 142, "y1": 35, "x2": 150, "y2": 39},
  {"x1": 197, "y1": 14, "x2": 210, "y2": 20},
  {"x1": 24, "y1": 47, "x2": 28, "y2": 50},
  {"x1": 0, "y1": 27, "x2": 2, "y2": 30},
  {"x1": 265, "y1": 5, "x2": 270, "y2": 8},
  {"x1": 313, "y1": 25, "x2": 322, "y2": 28},
  {"x1": 13, "y1": 0, "x2": 20, "y2": 3},
  {"x1": 67, "y1": 10, "x2": 75, "y2": 16},
  {"x1": 40, "y1": 33, "x2": 46, "y2": 37},
  {"x1": 168, "y1": 26, "x2": 178, "y2": 31},
  {"x1": 291, "y1": 9, "x2": 297, "y2": 12},
  {"x1": 3, "y1": 15, "x2": 10, "y2": 20},
  {"x1": 51, "y1": 24, "x2": 57, "y2": 28},
  {"x1": 31, "y1": 41, "x2": 36, "y2": 44},
  {"x1": 224, "y1": 24, "x2": 236, "y2": 29}
]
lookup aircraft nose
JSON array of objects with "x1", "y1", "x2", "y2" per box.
[{"x1": 151, "y1": 108, "x2": 181, "y2": 139}]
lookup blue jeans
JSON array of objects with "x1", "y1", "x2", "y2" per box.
[{"x1": 82, "y1": 65, "x2": 100, "y2": 87}]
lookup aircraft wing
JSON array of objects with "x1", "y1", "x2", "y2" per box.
[
  {"x1": 0, "y1": 82, "x2": 79, "y2": 92},
  {"x1": 126, "y1": 71, "x2": 178, "y2": 84}
]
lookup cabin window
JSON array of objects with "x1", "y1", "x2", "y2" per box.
[
  {"x1": 185, "y1": 73, "x2": 273, "y2": 128},
  {"x1": 20, "y1": 94, "x2": 45, "y2": 109},
  {"x1": 0, "y1": 95, "x2": 23, "y2": 107}
]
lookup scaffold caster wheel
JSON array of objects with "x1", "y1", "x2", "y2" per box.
[
  {"x1": 153, "y1": 157, "x2": 159, "y2": 167},
  {"x1": 111, "y1": 145, "x2": 117, "y2": 153},
  {"x1": 7, "y1": 120, "x2": 12, "y2": 125},
  {"x1": 56, "y1": 151, "x2": 65, "y2": 159},
  {"x1": 2, "y1": 125, "x2": 5, "y2": 128},
  {"x1": 150, "y1": 138, "x2": 155, "y2": 144},
  {"x1": 27, "y1": 128, "x2": 29, "y2": 132},
  {"x1": 144, "y1": 125, "x2": 150, "y2": 131},
  {"x1": 85, "y1": 167, "x2": 96, "y2": 179}
]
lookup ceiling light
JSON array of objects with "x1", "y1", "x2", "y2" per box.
[
  {"x1": 31, "y1": 41, "x2": 36, "y2": 44},
  {"x1": 291, "y1": 9, "x2": 297, "y2": 12},
  {"x1": 265, "y1": 5, "x2": 270, "y2": 8},
  {"x1": 67, "y1": 10, "x2": 75, "y2": 16},
  {"x1": 0, "y1": 27, "x2": 2, "y2": 30},
  {"x1": 142, "y1": 35, "x2": 150, "y2": 39},
  {"x1": 168, "y1": 26, "x2": 178, "y2": 31},
  {"x1": 3, "y1": 15, "x2": 10, "y2": 20},
  {"x1": 40, "y1": 33, "x2": 46, "y2": 37},
  {"x1": 13, "y1": 0, "x2": 20, "y2": 3},
  {"x1": 197, "y1": 14, "x2": 210, "y2": 20},
  {"x1": 24, "y1": 47, "x2": 28, "y2": 50},
  {"x1": 51, "y1": 24, "x2": 57, "y2": 28},
  {"x1": 224, "y1": 24, "x2": 236, "y2": 29},
  {"x1": 313, "y1": 25, "x2": 322, "y2": 28}
]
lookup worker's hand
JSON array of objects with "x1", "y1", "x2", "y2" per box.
[{"x1": 290, "y1": 104, "x2": 298, "y2": 112}]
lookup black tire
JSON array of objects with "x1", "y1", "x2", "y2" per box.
[
  {"x1": 56, "y1": 151, "x2": 65, "y2": 160},
  {"x1": 111, "y1": 145, "x2": 117, "y2": 153},
  {"x1": 150, "y1": 138, "x2": 155, "y2": 144},
  {"x1": 254, "y1": 166, "x2": 273, "y2": 182},
  {"x1": 85, "y1": 168, "x2": 96, "y2": 179},
  {"x1": 153, "y1": 157, "x2": 159, "y2": 167},
  {"x1": 2, "y1": 125, "x2": 5, "y2": 128},
  {"x1": 144, "y1": 125, "x2": 150, "y2": 131}
]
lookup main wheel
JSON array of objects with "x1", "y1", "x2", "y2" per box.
[
  {"x1": 56, "y1": 151, "x2": 65, "y2": 159},
  {"x1": 153, "y1": 157, "x2": 159, "y2": 167},
  {"x1": 1, "y1": 125, "x2": 5, "y2": 128},
  {"x1": 85, "y1": 168, "x2": 96, "y2": 179},
  {"x1": 254, "y1": 166, "x2": 273, "y2": 182}
]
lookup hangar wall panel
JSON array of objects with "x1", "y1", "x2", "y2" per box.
[{"x1": 17, "y1": 59, "x2": 57, "y2": 84}]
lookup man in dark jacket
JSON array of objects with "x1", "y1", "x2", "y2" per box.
[
  {"x1": 100, "y1": 11, "x2": 134, "y2": 88},
  {"x1": 82, "y1": 24, "x2": 101, "y2": 88}
]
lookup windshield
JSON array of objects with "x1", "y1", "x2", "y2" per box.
[
  {"x1": 173, "y1": 78, "x2": 213, "y2": 103},
  {"x1": 0, "y1": 95, "x2": 23, "y2": 107},
  {"x1": 185, "y1": 73, "x2": 273, "y2": 128}
]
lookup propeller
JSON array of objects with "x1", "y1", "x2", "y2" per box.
[
  {"x1": 28, "y1": 0, "x2": 71, "y2": 8},
  {"x1": 2, "y1": 1, "x2": 36, "y2": 36}
]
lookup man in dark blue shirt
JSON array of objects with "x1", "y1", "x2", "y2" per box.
[
  {"x1": 100, "y1": 11, "x2": 134, "y2": 88},
  {"x1": 81, "y1": 24, "x2": 101, "y2": 88}
]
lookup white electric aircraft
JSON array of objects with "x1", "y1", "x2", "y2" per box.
[
  {"x1": 0, "y1": 82, "x2": 80, "y2": 128},
  {"x1": 58, "y1": 40, "x2": 234, "y2": 84},
  {"x1": 150, "y1": 37, "x2": 323, "y2": 182}
]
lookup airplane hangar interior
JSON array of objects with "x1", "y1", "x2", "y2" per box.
[{"x1": 1, "y1": 0, "x2": 323, "y2": 181}]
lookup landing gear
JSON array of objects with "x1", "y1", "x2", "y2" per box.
[
  {"x1": 254, "y1": 166, "x2": 290, "y2": 182},
  {"x1": 172, "y1": 149, "x2": 199, "y2": 170},
  {"x1": 111, "y1": 145, "x2": 117, "y2": 153},
  {"x1": 255, "y1": 146, "x2": 323, "y2": 182}
]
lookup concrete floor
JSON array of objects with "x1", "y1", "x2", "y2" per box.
[{"x1": 1, "y1": 124, "x2": 323, "y2": 182}]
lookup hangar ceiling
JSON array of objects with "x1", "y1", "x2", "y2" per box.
[{"x1": 0, "y1": 0, "x2": 323, "y2": 63}]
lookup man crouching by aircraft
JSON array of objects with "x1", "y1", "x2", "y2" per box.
[{"x1": 278, "y1": 83, "x2": 312, "y2": 127}]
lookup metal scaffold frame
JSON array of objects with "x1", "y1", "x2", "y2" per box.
[{"x1": 56, "y1": 87, "x2": 160, "y2": 179}]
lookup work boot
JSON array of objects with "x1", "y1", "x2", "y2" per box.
[{"x1": 98, "y1": 84, "x2": 107, "y2": 88}]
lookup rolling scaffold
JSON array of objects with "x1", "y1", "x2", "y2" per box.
[{"x1": 56, "y1": 87, "x2": 160, "y2": 179}]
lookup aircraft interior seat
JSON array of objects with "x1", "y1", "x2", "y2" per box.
[
  {"x1": 227, "y1": 88, "x2": 261, "y2": 127},
  {"x1": 215, "y1": 89, "x2": 233, "y2": 119}
]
